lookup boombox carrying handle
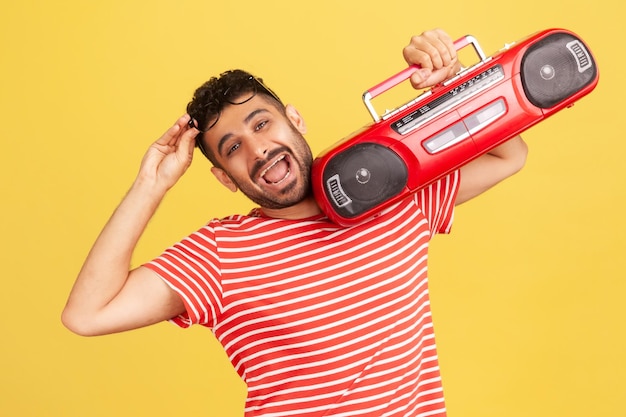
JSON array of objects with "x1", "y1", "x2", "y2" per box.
[{"x1": 363, "y1": 35, "x2": 487, "y2": 122}]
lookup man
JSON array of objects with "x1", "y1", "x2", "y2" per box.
[{"x1": 63, "y1": 28, "x2": 527, "y2": 416}]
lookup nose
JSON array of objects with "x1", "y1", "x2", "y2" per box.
[{"x1": 248, "y1": 136, "x2": 270, "y2": 159}]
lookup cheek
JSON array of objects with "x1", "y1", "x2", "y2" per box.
[{"x1": 224, "y1": 156, "x2": 253, "y2": 182}]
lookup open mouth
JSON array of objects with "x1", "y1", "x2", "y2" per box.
[{"x1": 260, "y1": 155, "x2": 291, "y2": 185}]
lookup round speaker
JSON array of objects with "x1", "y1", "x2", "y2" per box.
[
  {"x1": 521, "y1": 33, "x2": 597, "y2": 109},
  {"x1": 322, "y1": 142, "x2": 408, "y2": 218}
]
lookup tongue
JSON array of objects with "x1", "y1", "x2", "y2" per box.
[{"x1": 263, "y1": 159, "x2": 289, "y2": 183}]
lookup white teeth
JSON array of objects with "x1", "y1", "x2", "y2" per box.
[{"x1": 260, "y1": 155, "x2": 286, "y2": 178}]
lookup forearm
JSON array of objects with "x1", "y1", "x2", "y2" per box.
[
  {"x1": 456, "y1": 135, "x2": 528, "y2": 204},
  {"x1": 486, "y1": 135, "x2": 528, "y2": 165},
  {"x1": 62, "y1": 178, "x2": 166, "y2": 330},
  {"x1": 62, "y1": 115, "x2": 196, "y2": 335}
]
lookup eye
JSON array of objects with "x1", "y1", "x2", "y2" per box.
[
  {"x1": 255, "y1": 120, "x2": 268, "y2": 131},
  {"x1": 226, "y1": 142, "x2": 240, "y2": 156}
]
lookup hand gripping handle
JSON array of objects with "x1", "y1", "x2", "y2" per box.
[{"x1": 363, "y1": 35, "x2": 487, "y2": 122}]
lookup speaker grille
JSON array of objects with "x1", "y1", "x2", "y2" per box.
[
  {"x1": 521, "y1": 32, "x2": 597, "y2": 109},
  {"x1": 322, "y1": 142, "x2": 408, "y2": 218}
]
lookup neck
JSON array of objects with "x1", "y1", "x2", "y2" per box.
[{"x1": 261, "y1": 196, "x2": 323, "y2": 220}]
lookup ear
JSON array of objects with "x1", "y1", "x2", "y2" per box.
[
  {"x1": 284, "y1": 104, "x2": 307, "y2": 134},
  {"x1": 211, "y1": 167, "x2": 238, "y2": 193}
]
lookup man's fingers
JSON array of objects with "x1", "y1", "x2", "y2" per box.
[
  {"x1": 439, "y1": 31, "x2": 457, "y2": 66},
  {"x1": 408, "y1": 68, "x2": 433, "y2": 90},
  {"x1": 176, "y1": 121, "x2": 198, "y2": 160},
  {"x1": 156, "y1": 114, "x2": 192, "y2": 147},
  {"x1": 403, "y1": 37, "x2": 433, "y2": 69},
  {"x1": 403, "y1": 28, "x2": 460, "y2": 90},
  {"x1": 425, "y1": 29, "x2": 456, "y2": 68},
  {"x1": 403, "y1": 29, "x2": 457, "y2": 70}
]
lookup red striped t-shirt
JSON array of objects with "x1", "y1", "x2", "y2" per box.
[{"x1": 146, "y1": 171, "x2": 459, "y2": 416}]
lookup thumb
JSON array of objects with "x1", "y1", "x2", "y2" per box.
[
  {"x1": 177, "y1": 128, "x2": 197, "y2": 161},
  {"x1": 409, "y1": 68, "x2": 433, "y2": 89}
]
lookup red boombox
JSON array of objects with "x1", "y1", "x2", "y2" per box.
[{"x1": 311, "y1": 28, "x2": 599, "y2": 226}]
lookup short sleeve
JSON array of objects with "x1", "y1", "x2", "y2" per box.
[
  {"x1": 144, "y1": 223, "x2": 223, "y2": 329},
  {"x1": 414, "y1": 170, "x2": 461, "y2": 237}
]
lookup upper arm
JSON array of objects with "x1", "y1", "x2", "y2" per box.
[
  {"x1": 456, "y1": 135, "x2": 528, "y2": 205},
  {"x1": 65, "y1": 266, "x2": 185, "y2": 336}
]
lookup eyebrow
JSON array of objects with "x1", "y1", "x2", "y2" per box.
[{"x1": 217, "y1": 108, "x2": 271, "y2": 157}]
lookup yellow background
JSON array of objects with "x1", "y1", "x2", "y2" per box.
[{"x1": 1, "y1": 0, "x2": 624, "y2": 416}]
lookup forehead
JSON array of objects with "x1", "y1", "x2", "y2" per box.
[{"x1": 203, "y1": 94, "x2": 283, "y2": 150}]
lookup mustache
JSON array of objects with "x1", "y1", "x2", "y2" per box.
[{"x1": 250, "y1": 146, "x2": 290, "y2": 179}]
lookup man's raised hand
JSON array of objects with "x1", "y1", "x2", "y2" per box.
[{"x1": 137, "y1": 114, "x2": 198, "y2": 193}]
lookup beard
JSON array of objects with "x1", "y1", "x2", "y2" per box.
[{"x1": 230, "y1": 129, "x2": 314, "y2": 210}]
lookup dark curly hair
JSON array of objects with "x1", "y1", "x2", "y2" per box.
[{"x1": 186, "y1": 69, "x2": 283, "y2": 166}]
